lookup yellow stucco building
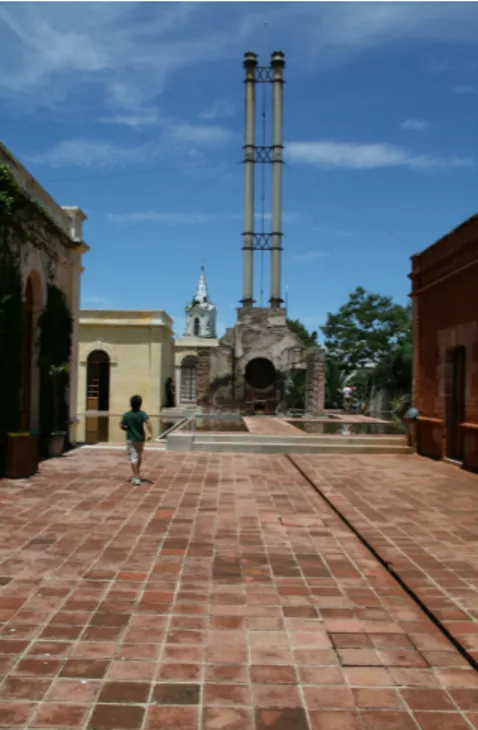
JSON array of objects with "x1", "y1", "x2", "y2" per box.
[{"x1": 77, "y1": 310, "x2": 174, "y2": 443}]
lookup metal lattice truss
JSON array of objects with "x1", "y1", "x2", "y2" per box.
[
  {"x1": 254, "y1": 146, "x2": 273, "y2": 164},
  {"x1": 242, "y1": 233, "x2": 284, "y2": 251},
  {"x1": 254, "y1": 66, "x2": 275, "y2": 83}
]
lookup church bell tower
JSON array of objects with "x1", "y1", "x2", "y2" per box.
[{"x1": 185, "y1": 266, "x2": 217, "y2": 338}]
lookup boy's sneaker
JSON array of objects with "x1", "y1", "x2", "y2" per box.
[{"x1": 132, "y1": 478, "x2": 141, "y2": 486}]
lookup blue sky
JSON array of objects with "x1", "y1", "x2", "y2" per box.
[{"x1": 1, "y1": 2, "x2": 477, "y2": 338}]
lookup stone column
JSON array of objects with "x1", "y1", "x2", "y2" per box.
[
  {"x1": 305, "y1": 349, "x2": 325, "y2": 416},
  {"x1": 270, "y1": 51, "x2": 285, "y2": 309},
  {"x1": 242, "y1": 51, "x2": 257, "y2": 307}
]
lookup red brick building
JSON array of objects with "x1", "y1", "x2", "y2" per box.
[{"x1": 410, "y1": 214, "x2": 478, "y2": 470}]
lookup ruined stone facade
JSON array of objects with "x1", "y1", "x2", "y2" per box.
[
  {"x1": 195, "y1": 307, "x2": 326, "y2": 415},
  {"x1": 410, "y1": 213, "x2": 478, "y2": 470}
]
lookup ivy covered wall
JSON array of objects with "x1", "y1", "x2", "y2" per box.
[{"x1": 0, "y1": 162, "x2": 75, "y2": 471}]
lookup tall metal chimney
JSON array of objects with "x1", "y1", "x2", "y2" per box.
[
  {"x1": 241, "y1": 51, "x2": 257, "y2": 307},
  {"x1": 270, "y1": 50, "x2": 285, "y2": 309}
]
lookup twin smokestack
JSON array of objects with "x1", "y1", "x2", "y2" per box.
[{"x1": 242, "y1": 50, "x2": 285, "y2": 309}]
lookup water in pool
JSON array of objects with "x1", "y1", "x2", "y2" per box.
[
  {"x1": 288, "y1": 420, "x2": 406, "y2": 435},
  {"x1": 181, "y1": 417, "x2": 248, "y2": 433}
]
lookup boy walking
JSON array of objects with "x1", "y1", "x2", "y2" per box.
[{"x1": 120, "y1": 395, "x2": 152, "y2": 485}]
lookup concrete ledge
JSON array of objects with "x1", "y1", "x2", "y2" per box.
[
  {"x1": 166, "y1": 431, "x2": 412, "y2": 455},
  {"x1": 191, "y1": 441, "x2": 413, "y2": 454},
  {"x1": 167, "y1": 432, "x2": 195, "y2": 452}
]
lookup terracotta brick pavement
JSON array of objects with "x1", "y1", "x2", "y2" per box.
[
  {"x1": 0, "y1": 449, "x2": 476, "y2": 729},
  {"x1": 294, "y1": 454, "x2": 478, "y2": 666}
]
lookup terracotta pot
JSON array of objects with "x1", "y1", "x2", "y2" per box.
[{"x1": 48, "y1": 433, "x2": 66, "y2": 458}]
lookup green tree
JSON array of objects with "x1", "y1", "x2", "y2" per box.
[
  {"x1": 285, "y1": 319, "x2": 318, "y2": 410},
  {"x1": 325, "y1": 358, "x2": 347, "y2": 409},
  {"x1": 287, "y1": 318, "x2": 318, "y2": 348},
  {"x1": 321, "y1": 287, "x2": 411, "y2": 374}
]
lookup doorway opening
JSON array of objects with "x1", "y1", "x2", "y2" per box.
[
  {"x1": 446, "y1": 346, "x2": 466, "y2": 462},
  {"x1": 180, "y1": 356, "x2": 197, "y2": 403},
  {"x1": 86, "y1": 350, "x2": 110, "y2": 442},
  {"x1": 245, "y1": 358, "x2": 276, "y2": 391}
]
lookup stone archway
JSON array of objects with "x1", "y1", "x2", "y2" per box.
[
  {"x1": 85, "y1": 350, "x2": 110, "y2": 442},
  {"x1": 245, "y1": 358, "x2": 276, "y2": 391},
  {"x1": 180, "y1": 355, "x2": 197, "y2": 403},
  {"x1": 244, "y1": 357, "x2": 277, "y2": 414}
]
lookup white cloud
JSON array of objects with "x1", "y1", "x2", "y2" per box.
[
  {"x1": 286, "y1": 141, "x2": 473, "y2": 170},
  {"x1": 400, "y1": 119, "x2": 430, "y2": 131},
  {"x1": 451, "y1": 85, "x2": 477, "y2": 95},
  {"x1": 2, "y1": 3, "x2": 478, "y2": 117},
  {"x1": 0, "y1": 4, "x2": 252, "y2": 116},
  {"x1": 290, "y1": 250, "x2": 329, "y2": 264},
  {"x1": 27, "y1": 139, "x2": 157, "y2": 169},
  {"x1": 167, "y1": 123, "x2": 233, "y2": 147},
  {"x1": 199, "y1": 98, "x2": 234, "y2": 120},
  {"x1": 297, "y1": 3, "x2": 478, "y2": 67},
  {"x1": 97, "y1": 112, "x2": 163, "y2": 129},
  {"x1": 27, "y1": 120, "x2": 233, "y2": 168}
]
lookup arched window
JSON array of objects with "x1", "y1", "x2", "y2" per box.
[
  {"x1": 193, "y1": 317, "x2": 200, "y2": 336},
  {"x1": 180, "y1": 356, "x2": 197, "y2": 403}
]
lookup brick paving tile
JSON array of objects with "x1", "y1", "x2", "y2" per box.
[
  {"x1": 89, "y1": 703, "x2": 145, "y2": 729},
  {"x1": 256, "y1": 707, "x2": 309, "y2": 730},
  {"x1": 0, "y1": 449, "x2": 477, "y2": 729},
  {"x1": 309, "y1": 711, "x2": 365, "y2": 730},
  {"x1": 29, "y1": 702, "x2": 90, "y2": 728},
  {"x1": 146, "y1": 705, "x2": 199, "y2": 729},
  {"x1": 294, "y1": 453, "x2": 478, "y2": 661}
]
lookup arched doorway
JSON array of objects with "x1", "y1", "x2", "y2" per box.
[
  {"x1": 245, "y1": 358, "x2": 276, "y2": 390},
  {"x1": 180, "y1": 356, "x2": 197, "y2": 403},
  {"x1": 20, "y1": 278, "x2": 34, "y2": 430},
  {"x1": 86, "y1": 350, "x2": 110, "y2": 442},
  {"x1": 244, "y1": 357, "x2": 277, "y2": 414}
]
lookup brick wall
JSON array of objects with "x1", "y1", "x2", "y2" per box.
[
  {"x1": 412, "y1": 216, "x2": 478, "y2": 470},
  {"x1": 196, "y1": 349, "x2": 211, "y2": 408}
]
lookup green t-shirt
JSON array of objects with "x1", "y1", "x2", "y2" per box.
[{"x1": 120, "y1": 410, "x2": 149, "y2": 442}]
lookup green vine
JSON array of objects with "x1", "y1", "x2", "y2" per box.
[
  {"x1": 0, "y1": 161, "x2": 75, "y2": 277},
  {"x1": 0, "y1": 158, "x2": 76, "y2": 467}
]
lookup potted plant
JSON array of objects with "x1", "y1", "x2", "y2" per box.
[{"x1": 47, "y1": 362, "x2": 69, "y2": 457}]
